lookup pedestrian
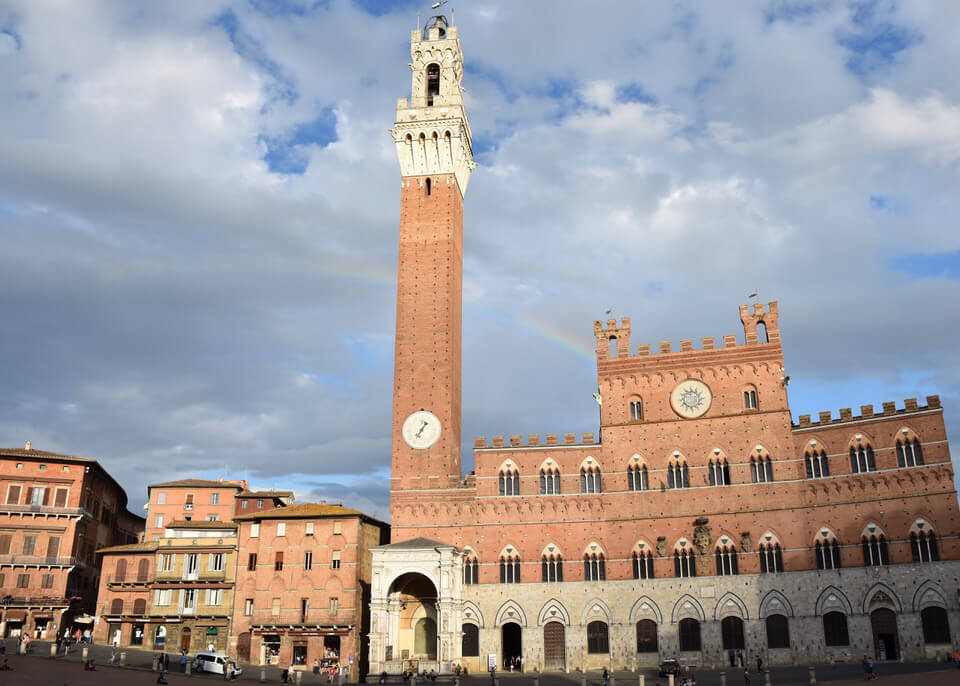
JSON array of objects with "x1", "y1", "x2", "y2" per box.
[
  {"x1": 738, "y1": 649, "x2": 744, "y2": 667},
  {"x1": 756, "y1": 656, "x2": 762, "y2": 673},
  {"x1": 517, "y1": 655, "x2": 522, "y2": 673},
  {"x1": 314, "y1": 659, "x2": 320, "y2": 675},
  {"x1": 743, "y1": 667, "x2": 750, "y2": 686},
  {"x1": 867, "y1": 656, "x2": 876, "y2": 680},
  {"x1": 489, "y1": 663, "x2": 496, "y2": 684},
  {"x1": 728, "y1": 649, "x2": 735, "y2": 667},
  {"x1": 282, "y1": 666, "x2": 289, "y2": 684},
  {"x1": 862, "y1": 655, "x2": 870, "y2": 680},
  {"x1": 180, "y1": 649, "x2": 187, "y2": 672},
  {"x1": 602, "y1": 667, "x2": 610, "y2": 686},
  {"x1": 164, "y1": 652, "x2": 170, "y2": 672},
  {"x1": 1, "y1": 638, "x2": 6, "y2": 655}
]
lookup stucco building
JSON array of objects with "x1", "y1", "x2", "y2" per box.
[
  {"x1": 367, "y1": 15, "x2": 960, "y2": 675},
  {"x1": 230, "y1": 503, "x2": 389, "y2": 679},
  {"x1": 95, "y1": 519, "x2": 238, "y2": 652},
  {"x1": 0, "y1": 444, "x2": 141, "y2": 639},
  {"x1": 144, "y1": 478, "x2": 249, "y2": 541}
]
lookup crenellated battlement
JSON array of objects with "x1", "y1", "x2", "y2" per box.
[
  {"x1": 474, "y1": 432, "x2": 598, "y2": 450},
  {"x1": 594, "y1": 302, "x2": 781, "y2": 363},
  {"x1": 794, "y1": 395, "x2": 941, "y2": 428}
]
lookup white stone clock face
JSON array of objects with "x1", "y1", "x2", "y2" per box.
[
  {"x1": 402, "y1": 410, "x2": 442, "y2": 449},
  {"x1": 670, "y1": 379, "x2": 712, "y2": 419}
]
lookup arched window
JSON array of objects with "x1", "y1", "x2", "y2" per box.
[
  {"x1": 751, "y1": 455, "x2": 773, "y2": 483},
  {"x1": 715, "y1": 544, "x2": 738, "y2": 576},
  {"x1": 629, "y1": 399, "x2": 643, "y2": 421},
  {"x1": 911, "y1": 531, "x2": 939, "y2": 563},
  {"x1": 425, "y1": 63, "x2": 440, "y2": 106},
  {"x1": 499, "y1": 554, "x2": 521, "y2": 583},
  {"x1": 462, "y1": 623, "x2": 480, "y2": 657},
  {"x1": 708, "y1": 459, "x2": 730, "y2": 486},
  {"x1": 583, "y1": 552, "x2": 605, "y2": 581},
  {"x1": 114, "y1": 558, "x2": 127, "y2": 582},
  {"x1": 678, "y1": 618, "x2": 701, "y2": 651},
  {"x1": 580, "y1": 466, "x2": 602, "y2": 494},
  {"x1": 921, "y1": 606, "x2": 951, "y2": 644},
  {"x1": 805, "y1": 448, "x2": 830, "y2": 479},
  {"x1": 110, "y1": 598, "x2": 123, "y2": 615},
  {"x1": 850, "y1": 444, "x2": 876, "y2": 473},
  {"x1": 823, "y1": 612, "x2": 849, "y2": 646},
  {"x1": 498, "y1": 469, "x2": 519, "y2": 496},
  {"x1": 539, "y1": 467, "x2": 560, "y2": 495},
  {"x1": 632, "y1": 551, "x2": 654, "y2": 579},
  {"x1": 636, "y1": 619, "x2": 658, "y2": 653},
  {"x1": 674, "y1": 546, "x2": 696, "y2": 578},
  {"x1": 425, "y1": 177, "x2": 432, "y2": 195},
  {"x1": 541, "y1": 553, "x2": 563, "y2": 582},
  {"x1": 743, "y1": 387, "x2": 758, "y2": 410},
  {"x1": 608, "y1": 336, "x2": 618, "y2": 359},
  {"x1": 628, "y1": 464, "x2": 648, "y2": 491},
  {"x1": 759, "y1": 542, "x2": 783, "y2": 573},
  {"x1": 815, "y1": 532, "x2": 842, "y2": 570},
  {"x1": 133, "y1": 598, "x2": 147, "y2": 615},
  {"x1": 587, "y1": 621, "x2": 609, "y2": 654},
  {"x1": 897, "y1": 436, "x2": 924, "y2": 467},
  {"x1": 861, "y1": 531, "x2": 889, "y2": 567},
  {"x1": 667, "y1": 460, "x2": 689, "y2": 489},
  {"x1": 137, "y1": 558, "x2": 150, "y2": 582},
  {"x1": 766, "y1": 614, "x2": 790, "y2": 649},
  {"x1": 463, "y1": 554, "x2": 479, "y2": 585}
]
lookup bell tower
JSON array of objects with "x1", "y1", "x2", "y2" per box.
[{"x1": 390, "y1": 15, "x2": 474, "y2": 496}]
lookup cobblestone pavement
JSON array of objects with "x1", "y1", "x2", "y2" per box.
[{"x1": 2, "y1": 645, "x2": 959, "y2": 686}]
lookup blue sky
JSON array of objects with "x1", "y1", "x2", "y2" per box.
[{"x1": 1, "y1": 0, "x2": 959, "y2": 520}]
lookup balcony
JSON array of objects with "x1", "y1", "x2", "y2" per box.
[
  {"x1": 0, "y1": 555, "x2": 82, "y2": 568},
  {"x1": 249, "y1": 611, "x2": 355, "y2": 627},
  {"x1": 0, "y1": 504, "x2": 91, "y2": 520},
  {"x1": 0, "y1": 594, "x2": 70, "y2": 608},
  {"x1": 198, "y1": 571, "x2": 226, "y2": 582},
  {"x1": 107, "y1": 574, "x2": 152, "y2": 586}
]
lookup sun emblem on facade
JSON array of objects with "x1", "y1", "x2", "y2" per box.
[{"x1": 670, "y1": 379, "x2": 712, "y2": 418}]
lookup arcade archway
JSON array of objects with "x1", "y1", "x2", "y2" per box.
[{"x1": 388, "y1": 572, "x2": 439, "y2": 665}]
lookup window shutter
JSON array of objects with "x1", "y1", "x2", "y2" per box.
[{"x1": 24, "y1": 487, "x2": 33, "y2": 504}]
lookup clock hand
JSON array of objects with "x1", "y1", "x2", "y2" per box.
[{"x1": 415, "y1": 421, "x2": 428, "y2": 438}]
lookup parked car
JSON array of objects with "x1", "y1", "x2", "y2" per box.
[
  {"x1": 192, "y1": 652, "x2": 242, "y2": 676},
  {"x1": 658, "y1": 658, "x2": 682, "y2": 677}
]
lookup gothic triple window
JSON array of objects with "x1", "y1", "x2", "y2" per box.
[
  {"x1": 805, "y1": 449, "x2": 830, "y2": 479},
  {"x1": 541, "y1": 554, "x2": 563, "y2": 582},
  {"x1": 715, "y1": 545, "x2": 738, "y2": 576},
  {"x1": 584, "y1": 553, "x2": 606, "y2": 581},
  {"x1": 897, "y1": 436, "x2": 924, "y2": 468},
  {"x1": 850, "y1": 444, "x2": 876, "y2": 473},
  {"x1": 632, "y1": 551, "x2": 654, "y2": 579},
  {"x1": 911, "y1": 531, "x2": 939, "y2": 563},
  {"x1": 628, "y1": 464, "x2": 648, "y2": 491},
  {"x1": 862, "y1": 532, "x2": 889, "y2": 567},
  {"x1": 580, "y1": 466, "x2": 602, "y2": 494},
  {"x1": 674, "y1": 548, "x2": 696, "y2": 578},
  {"x1": 751, "y1": 455, "x2": 773, "y2": 483},
  {"x1": 499, "y1": 469, "x2": 519, "y2": 496},
  {"x1": 759, "y1": 543, "x2": 783, "y2": 573},
  {"x1": 708, "y1": 459, "x2": 730, "y2": 486},
  {"x1": 667, "y1": 461, "x2": 689, "y2": 489},
  {"x1": 499, "y1": 555, "x2": 521, "y2": 583},
  {"x1": 815, "y1": 538, "x2": 842, "y2": 570},
  {"x1": 539, "y1": 468, "x2": 561, "y2": 495},
  {"x1": 463, "y1": 555, "x2": 479, "y2": 585}
]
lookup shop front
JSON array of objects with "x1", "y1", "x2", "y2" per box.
[
  {"x1": 2, "y1": 611, "x2": 26, "y2": 638},
  {"x1": 251, "y1": 626, "x2": 356, "y2": 677}
]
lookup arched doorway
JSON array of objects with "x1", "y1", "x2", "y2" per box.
[
  {"x1": 871, "y1": 609, "x2": 899, "y2": 661},
  {"x1": 387, "y1": 572, "x2": 439, "y2": 666},
  {"x1": 543, "y1": 622, "x2": 565, "y2": 671},
  {"x1": 501, "y1": 622, "x2": 522, "y2": 670},
  {"x1": 721, "y1": 616, "x2": 745, "y2": 651},
  {"x1": 180, "y1": 627, "x2": 192, "y2": 653}
]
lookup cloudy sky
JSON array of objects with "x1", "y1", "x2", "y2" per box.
[{"x1": 2, "y1": 1, "x2": 959, "y2": 522}]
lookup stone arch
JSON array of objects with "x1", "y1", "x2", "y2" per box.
[
  {"x1": 498, "y1": 543, "x2": 522, "y2": 559},
  {"x1": 497, "y1": 458, "x2": 519, "y2": 473},
  {"x1": 583, "y1": 541, "x2": 605, "y2": 556},
  {"x1": 715, "y1": 592, "x2": 749, "y2": 621},
  {"x1": 714, "y1": 532, "x2": 739, "y2": 549},
  {"x1": 462, "y1": 600, "x2": 484, "y2": 626},
  {"x1": 538, "y1": 457, "x2": 560, "y2": 472},
  {"x1": 537, "y1": 599, "x2": 571, "y2": 626},
  {"x1": 671, "y1": 594, "x2": 705, "y2": 623},
  {"x1": 385, "y1": 568, "x2": 440, "y2": 595},
  {"x1": 913, "y1": 580, "x2": 949, "y2": 612},
  {"x1": 579, "y1": 456, "x2": 602, "y2": 471},
  {"x1": 581, "y1": 598, "x2": 613, "y2": 625},
  {"x1": 759, "y1": 590, "x2": 794, "y2": 618},
  {"x1": 629, "y1": 596, "x2": 662, "y2": 624},
  {"x1": 908, "y1": 517, "x2": 936, "y2": 535},
  {"x1": 862, "y1": 582, "x2": 902, "y2": 614},
  {"x1": 815, "y1": 586, "x2": 853, "y2": 616},
  {"x1": 494, "y1": 600, "x2": 527, "y2": 627}
]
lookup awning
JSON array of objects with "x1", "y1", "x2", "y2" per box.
[
  {"x1": 32, "y1": 614, "x2": 52, "y2": 619},
  {"x1": 3, "y1": 611, "x2": 26, "y2": 622},
  {"x1": 72, "y1": 614, "x2": 96, "y2": 624}
]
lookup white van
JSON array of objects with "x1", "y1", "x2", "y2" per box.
[{"x1": 192, "y1": 652, "x2": 242, "y2": 676}]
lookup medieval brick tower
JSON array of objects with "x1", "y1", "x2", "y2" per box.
[{"x1": 390, "y1": 15, "x2": 474, "y2": 495}]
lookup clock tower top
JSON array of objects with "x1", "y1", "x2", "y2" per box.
[{"x1": 392, "y1": 14, "x2": 475, "y2": 195}]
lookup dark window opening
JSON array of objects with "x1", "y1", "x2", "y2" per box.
[{"x1": 426, "y1": 64, "x2": 440, "y2": 106}]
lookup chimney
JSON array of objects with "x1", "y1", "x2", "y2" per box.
[{"x1": 24, "y1": 441, "x2": 31, "y2": 451}]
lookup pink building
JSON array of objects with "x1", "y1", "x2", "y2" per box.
[{"x1": 144, "y1": 478, "x2": 248, "y2": 541}]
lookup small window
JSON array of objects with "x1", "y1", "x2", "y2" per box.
[
  {"x1": 274, "y1": 552, "x2": 284, "y2": 571},
  {"x1": 330, "y1": 597, "x2": 339, "y2": 615},
  {"x1": 210, "y1": 493, "x2": 219, "y2": 505},
  {"x1": 333, "y1": 521, "x2": 342, "y2": 535},
  {"x1": 41, "y1": 573, "x2": 54, "y2": 589},
  {"x1": 209, "y1": 553, "x2": 225, "y2": 572},
  {"x1": 15, "y1": 463, "x2": 22, "y2": 470},
  {"x1": 463, "y1": 556, "x2": 479, "y2": 584},
  {"x1": 248, "y1": 553, "x2": 257, "y2": 571},
  {"x1": 206, "y1": 514, "x2": 219, "y2": 521},
  {"x1": 304, "y1": 551, "x2": 313, "y2": 570},
  {"x1": 111, "y1": 598, "x2": 123, "y2": 614},
  {"x1": 332, "y1": 551, "x2": 341, "y2": 569},
  {"x1": 206, "y1": 589, "x2": 223, "y2": 606},
  {"x1": 257, "y1": 499, "x2": 263, "y2": 508},
  {"x1": 39, "y1": 464, "x2": 46, "y2": 471},
  {"x1": 305, "y1": 522, "x2": 314, "y2": 536},
  {"x1": 272, "y1": 597, "x2": 281, "y2": 616},
  {"x1": 629, "y1": 400, "x2": 643, "y2": 421},
  {"x1": 744, "y1": 389, "x2": 758, "y2": 410},
  {"x1": 250, "y1": 523, "x2": 260, "y2": 538},
  {"x1": 426, "y1": 63, "x2": 440, "y2": 106},
  {"x1": 62, "y1": 466, "x2": 69, "y2": 473},
  {"x1": 6, "y1": 485, "x2": 20, "y2": 504},
  {"x1": 16, "y1": 573, "x2": 30, "y2": 588},
  {"x1": 241, "y1": 500, "x2": 248, "y2": 509},
  {"x1": 156, "y1": 492, "x2": 166, "y2": 504},
  {"x1": 425, "y1": 177, "x2": 432, "y2": 195},
  {"x1": 277, "y1": 522, "x2": 286, "y2": 537},
  {"x1": 245, "y1": 599, "x2": 254, "y2": 616}
]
